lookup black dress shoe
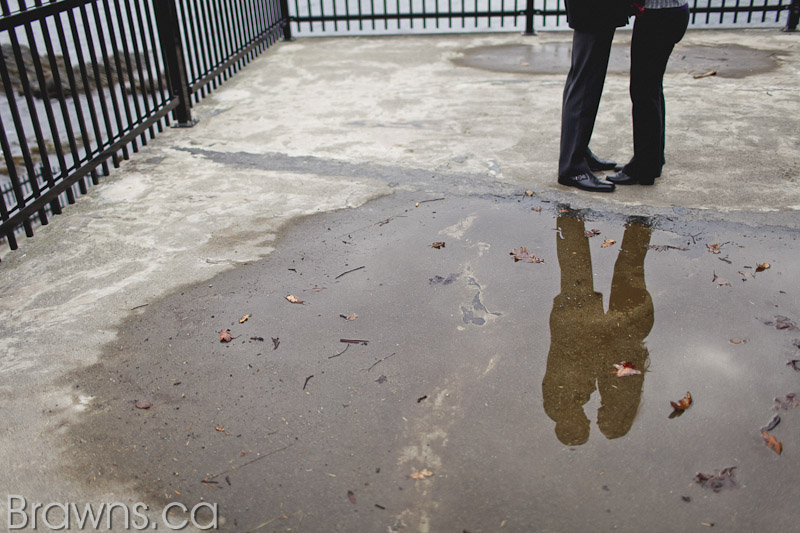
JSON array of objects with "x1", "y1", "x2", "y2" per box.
[
  {"x1": 585, "y1": 149, "x2": 618, "y2": 172},
  {"x1": 558, "y1": 172, "x2": 616, "y2": 192},
  {"x1": 608, "y1": 170, "x2": 655, "y2": 186}
]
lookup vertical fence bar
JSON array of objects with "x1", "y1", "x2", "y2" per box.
[
  {"x1": 154, "y1": 0, "x2": 195, "y2": 126},
  {"x1": 785, "y1": 0, "x2": 800, "y2": 29},
  {"x1": 523, "y1": 0, "x2": 535, "y2": 33},
  {"x1": 280, "y1": 0, "x2": 294, "y2": 38}
]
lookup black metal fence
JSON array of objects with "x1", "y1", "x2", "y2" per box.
[
  {"x1": 289, "y1": 0, "x2": 798, "y2": 35},
  {"x1": 0, "y1": 0, "x2": 288, "y2": 250},
  {"x1": 1, "y1": 0, "x2": 797, "y2": 250}
]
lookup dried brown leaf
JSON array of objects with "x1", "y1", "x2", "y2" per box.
[
  {"x1": 695, "y1": 467, "x2": 737, "y2": 492},
  {"x1": 601, "y1": 238, "x2": 616, "y2": 248},
  {"x1": 761, "y1": 431, "x2": 782, "y2": 455},
  {"x1": 431, "y1": 242, "x2": 446, "y2": 249},
  {"x1": 693, "y1": 69, "x2": 717, "y2": 79},
  {"x1": 670, "y1": 391, "x2": 692, "y2": 411},
  {"x1": 347, "y1": 490, "x2": 356, "y2": 504},
  {"x1": 219, "y1": 329, "x2": 233, "y2": 342},
  {"x1": 285, "y1": 295, "x2": 304, "y2": 304},
  {"x1": 509, "y1": 246, "x2": 544, "y2": 263},
  {"x1": 409, "y1": 468, "x2": 434, "y2": 480},
  {"x1": 774, "y1": 393, "x2": 799, "y2": 410},
  {"x1": 585, "y1": 229, "x2": 601, "y2": 238},
  {"x1": 215, "y1": 425, "x2": 225, "y2": 432},
  {"x1": 729, "y1": 338, "x2": 748, "y2": 344},
  {"x1": 239, "y1": 314, "x2": 251, "y2": 323},
  {"x1": 524, "y1": 189, "x2": 534, "y2": 197},
  {"x1": 706, "y1": 243, "x2": 721, "y2": 254},
  {"x1": 134, "y1": 400, "x2": 152, "y2": 409},
  {"x1": 756, "y1": 262, "x2": 770, "y2": 272}
]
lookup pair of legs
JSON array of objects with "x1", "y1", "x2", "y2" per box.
[
  {"x1": 558, "y1": 27, "x2": 616, "y2": 180},
  {"x1": 620, "y1": 6, "x2": 690, "y2": 182}
]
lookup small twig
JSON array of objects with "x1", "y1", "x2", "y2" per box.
[
  {"x1": 365, "y1": 352, "x2": 396, "y2": 372},
  {"x1": 416, "y1": 197, "x2": 445, "y2": 205},
  {"x1": 204, "y1": 445, "x2": 291, "y2": 481},
  {"x1": 693, "y1": 69, "x2": 717, "y2": 79},
  {"x1": 329, "y1": 344, "x2": 349, "y2": 359},
  {"x1": 130, "y1": 303, "x2": 149, "y2": 311},
  {"x1": 340, "y1": 338, "x2": 369, "y2": 345},
  {"x1": 335, "y1": 265, "x2": 365, "y2": 280},
  {"x1": 303, "y1": 375, "x2": 314, "y2": 390}
]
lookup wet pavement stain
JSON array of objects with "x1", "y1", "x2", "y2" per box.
[
  {"x1": 452, "y1": 43, "x2": 784, "y2": 78},
  {"x1": 62, "y1": 191, "x2": 799, "y2": 532}
]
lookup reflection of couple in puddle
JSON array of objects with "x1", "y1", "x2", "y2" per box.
[{"x1": 542, "y1": 213, "x2": 653, "y2": 445}]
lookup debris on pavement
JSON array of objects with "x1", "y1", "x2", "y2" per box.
[{"x1": 695, "y1": 467, "x2": 737, "y2": 492}]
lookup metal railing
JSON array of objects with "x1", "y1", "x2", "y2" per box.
[
  {"x1": 1, "y1": 0, "x2": 797, "y2": 251},
  {"x1": 0, "y1": 0, "x2": 288, "y2": 249},
  {"x1": 289, "y1": 0, "x2": 798, "y2": 35}
]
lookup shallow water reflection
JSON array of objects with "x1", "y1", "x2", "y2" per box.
[{"x1": 543, "y1": 214, "x2": 653, "y2": 445}]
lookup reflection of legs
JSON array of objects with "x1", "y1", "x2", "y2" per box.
[
  {"x1": 559, "y1": 29, "x2": 615, "y2": 179},
  {"x1": 597, "y1": 222, "x2": 653, "y2": 439},
  {"x1": 543, "y1": 216, "x2": 605, "y2": 445}
]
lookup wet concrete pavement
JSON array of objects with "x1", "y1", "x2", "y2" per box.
[
  {"x1": 1, "y1": 29, "x2": 799, "y2": 532},
  {"x1": 62, "y1": 191, "x2": 800, "y2": 532}
]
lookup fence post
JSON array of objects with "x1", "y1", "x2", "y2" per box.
[
  {"x1": 279, "y1": 0, "x2": 295, "y2": 41},
  {"x1": 523, "y1": 0, "x2": 537, "y2": 35},
  {"x1": 154, "y1": 0, "x2": 196, "y2": 127},
  {"x1": 784, "y1": 0, "x2": 799, "y2": 31}
]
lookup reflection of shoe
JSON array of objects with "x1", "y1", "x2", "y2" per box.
[
  {"x1": 608, "y1": 170, "x2": 655, "y2": 186},
  {"x1": 558, "y1": 172, "x2": 615, "y2": 192},
  {"x1": 586, "y1": 149, "x2": 618, "y2": 171}
]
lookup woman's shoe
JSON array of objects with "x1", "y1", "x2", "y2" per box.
[{"x1": 608, "y1": 170, "x2": 655, "y2": 186}]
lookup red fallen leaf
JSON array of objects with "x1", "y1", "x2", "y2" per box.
[
  {"x1": 134, "y1": 400, "x2": 152, "y2": 409},
  {"x1": 509, "y1": 246, "x2": 544, "y2": 263},
  {"x1": 219, "y1": 329, "x2": 232, "y2": 342},
  {"x1": 601, "y1": 238, "x2": 616, "y2": 248},
  {"x1": 285, "y1": 295, "x2": 304, "y2": 304},
  {"x1": 431, "y1": 242, "x2": 445, "y2": 249},
  {"x1": 585, "y1": 229, "x2": 601, "y2": 238},
  {"x1": 347, "y1": 490, "x2": 356, "y2": 504},
  {"x1": 755, "y1": 262, "x2": 770, "y2": 272},
  {"x1": 670, "y1": 391, "x2": 692, "y2": 411},
  {"x1": 612, "y1": 362, "x2": 641, "y2": 377},
  {"x1": 761, "y1": 431, "x2": 782, "y2": 455}
]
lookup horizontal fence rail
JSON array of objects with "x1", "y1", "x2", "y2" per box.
[
  {"x1": 0, "y1": 0, "x2": 287, "y2": 250},
  {"x1": 288, "y1": 0, "x2": 797, "y2": 35}
]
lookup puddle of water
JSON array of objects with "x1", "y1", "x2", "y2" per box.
[
  {"x1": 452, "y1": 43, "x2": 783, "y2": 78},
  {"x1": 61, "y1": 192, "x2": 799, "y2": 531}
]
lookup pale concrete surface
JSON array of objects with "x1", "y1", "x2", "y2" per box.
[{"x1": 0, "y1": 28, "x2": 798, "y2": 531}]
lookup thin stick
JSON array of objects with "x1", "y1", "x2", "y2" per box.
[
  {"x1": 340, "y1": 339, "x2": 369, "y2": 345},
  {"x1": 416, "y1": 197, "x2": 445, "y2": 205},
  {"x1": 203, "y1": 445, "x2": 290, "y2": 481},
  {"x1": 303, "y1": 375, "x2": 313, "y2": 390},
  {"x1": 329, "y1": 344, "x2": 349, "y2": 359},
  {"x1": 335, "y1": 265, "x2": 365, "y2": 280},
  {"x1": 365, "y1": 352, "x2": 396, "y2": 372}
]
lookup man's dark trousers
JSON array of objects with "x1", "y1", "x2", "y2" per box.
[{"x1": 558, "y1": 28, "x2": 616, "y2": 179}]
